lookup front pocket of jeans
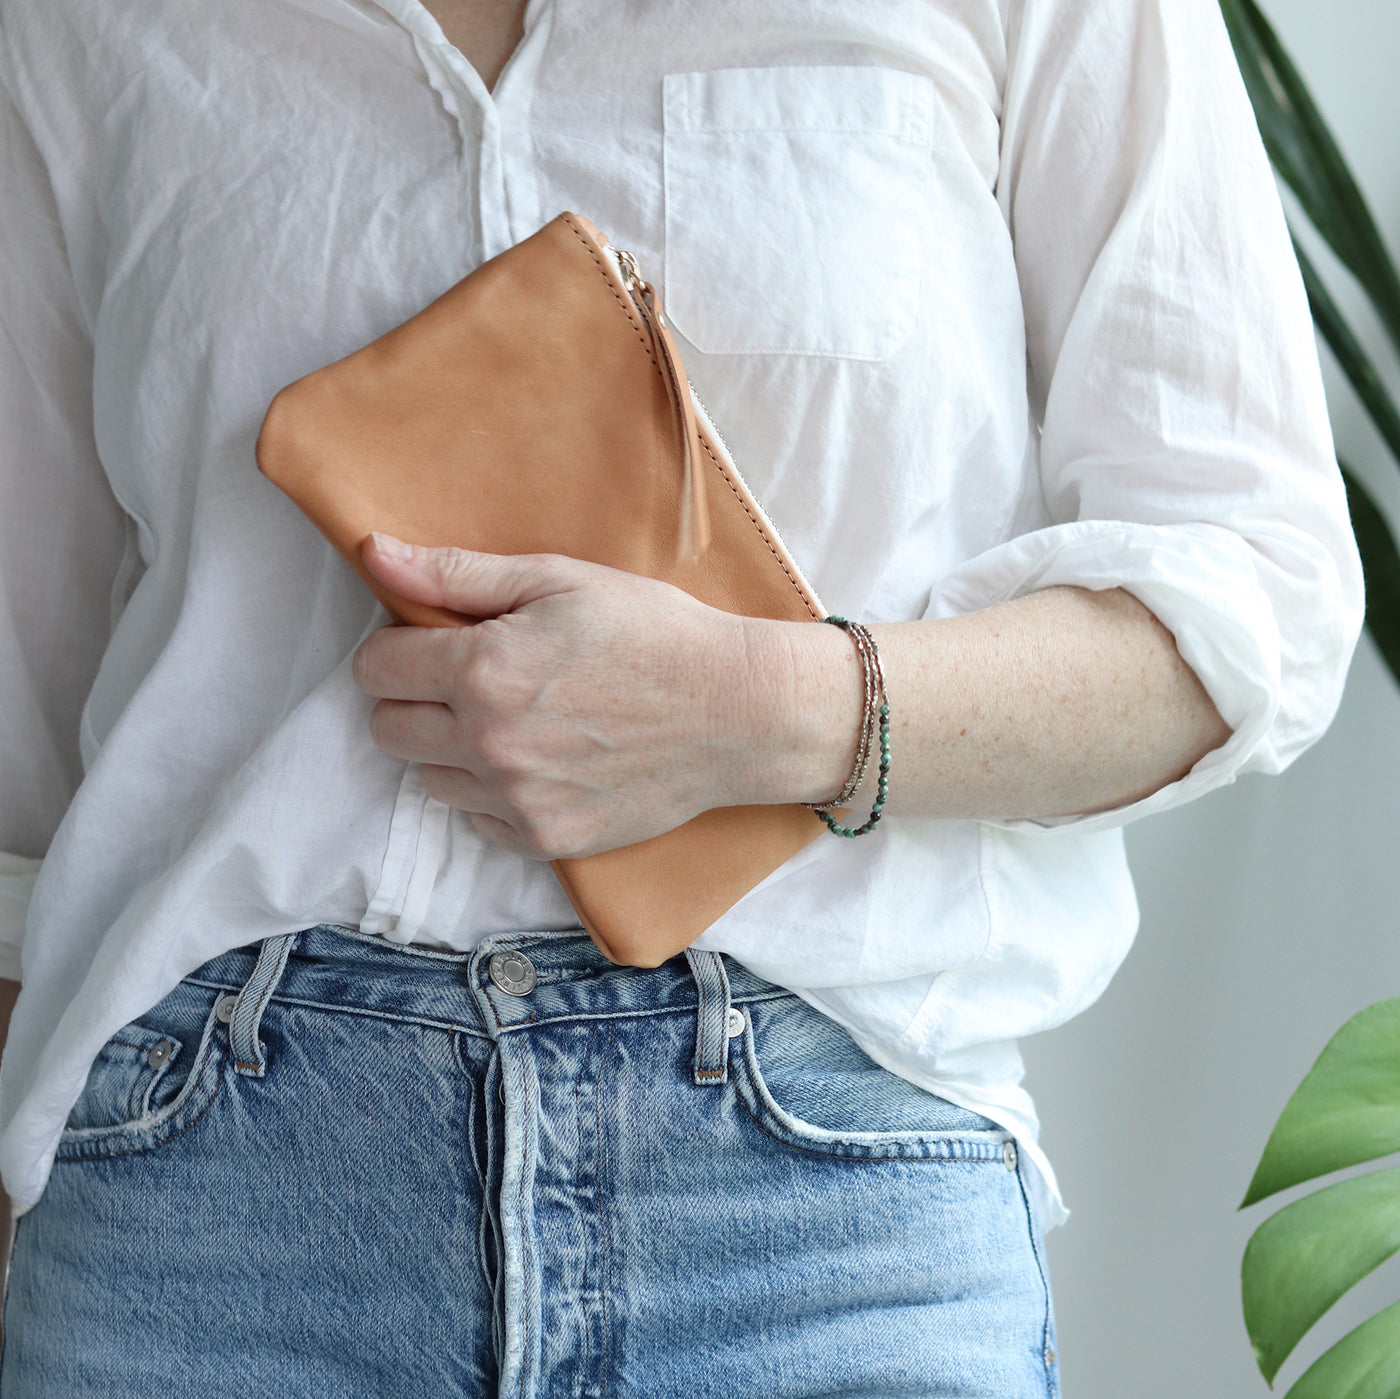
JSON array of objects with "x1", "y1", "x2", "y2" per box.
[
  {"x1": 732, "y1": 994, "x2": 1011, "y2": 1163},
  {"x1": 55, "y1": 990, "x2": 229, "y2": 1163},
  {"x1": 662, "y1": 65, "x2": 934, "y2": 360},
  {"x1": 59, "y1": 1021, "x2": 187, "y2": 1133}
]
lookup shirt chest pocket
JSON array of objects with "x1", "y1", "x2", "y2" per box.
[{"x1": 661, "y1": 65, "x2": 935, "y2": 360}]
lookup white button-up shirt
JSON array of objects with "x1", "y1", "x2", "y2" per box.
[{"x1": 0, "y1": 0, "x2": 1363, "y2": 1224}]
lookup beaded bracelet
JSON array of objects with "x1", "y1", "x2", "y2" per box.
[
  {"x1": 802, "y1": 619, "x2": 876, "y2": 810},
  {"x1": 801, "y1": 616, "x2": 880, "y2": 812},
  {"x1": 806, "y1": 616, "x2": 891, "y2": 838}
]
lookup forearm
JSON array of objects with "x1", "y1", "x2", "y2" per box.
[{"x1": 742, "y1": 585, "x2": 1231, "y2": 822}]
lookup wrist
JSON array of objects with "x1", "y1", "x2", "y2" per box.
[{"x1": 720, "y1": 615, "x2": 868, "y2": 808}]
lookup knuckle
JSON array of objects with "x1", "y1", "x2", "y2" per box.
[
  {"x1": 475, "y1": 722, "x2": 524, "y2": 775},
  {"x1": 496, "y1": 780, "x2": 549, "y2": 854},
  {"x1": 516, "y1": 829, "x2": 550, "y2": 860},
  {"x1": 513, "y1": 802, "x2": 593, "y2": 863},
  {"x1": 513, "y1": 814, "x2": 558, "y2": 861},
  {"x1": 527, "y1": 551, "x2": 570, "y2": 583},
  {"x1": 455, "y1": 657, "x2": 536, "y2": 735},
  {"x1": 452, "y1": 642, "x2": 498, "y2": 704},
  {"x1": 434, "y1": 543, "x2": 484, "y2": 593},
  {"x1": 437, "y1": 546, "x2": 478, "y2": 590}
]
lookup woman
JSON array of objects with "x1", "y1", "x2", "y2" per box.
[{"x1": 0, "y1": 0, "x2": 1362, "y2": 1392}]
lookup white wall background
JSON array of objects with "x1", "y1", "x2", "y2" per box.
[{"x1": 1021, "y1": 2, "x2": 1400, "y2": 1394}]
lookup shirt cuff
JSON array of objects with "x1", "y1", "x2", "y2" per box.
[
  {"x1": 0, "y1": 851, "x2": 41, "y2": 983},
  {"x1": 921, "y1": 519, "x2": 1281, "y2": 834}
]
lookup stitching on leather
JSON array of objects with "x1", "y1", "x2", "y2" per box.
[
  {"x1": 560, "y1": 213, "x2": 661, "y2": 375},
  {"x1": 699, "y1": 434, "x2": 820, "y2": 619},
  {"x1": 562, "y1": 214, "x2": 817, "y2": 621}
]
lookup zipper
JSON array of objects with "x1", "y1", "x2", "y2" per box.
[
  {"x1": 600, "y1": 236, "x2": 824, "y2": 613},
  {"x1": 601, "y1": 242, "x2": 708, "y2": 563}
]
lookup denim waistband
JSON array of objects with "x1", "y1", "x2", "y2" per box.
[{"x1": 182, "y1": 923, "x2": 791, "y2": 1047}]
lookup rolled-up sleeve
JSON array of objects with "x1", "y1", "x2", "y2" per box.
[
  {"x1": 0, "y1": 76, "x2": 127, "y2": 981},
  {"x1": 924, "y1": 0, "x2": 1365, "y2": 833}
]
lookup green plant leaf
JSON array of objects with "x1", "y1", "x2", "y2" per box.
[
  {"x1": 1244, "y1": 1166, "x2": 1400, "y2": 1383},
  {"x1": 1297, "y1": 240, "x2": 1400, "y2": 470},
  {"x1": 1221, "y1": 0, "x2": 1400, "y2": 359},
  {"x1": 1242, "y1": 998, "x2": 1400, "y2": 1207},
  {"x1": 1281, "y1": 1298, "x2": 1400, "y2": 1399},
  {"x1": 1343, "y1": 464, "x2": 1400, "y2": 692}
]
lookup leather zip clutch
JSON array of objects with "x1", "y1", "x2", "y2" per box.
[{"x1": 255, "y1": 211, "x2": 840, "y2": 966}]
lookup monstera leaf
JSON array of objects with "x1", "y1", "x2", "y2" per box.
[{"x1": 1240, "y1": 1001, "x2": 1400, "y2": 1392}]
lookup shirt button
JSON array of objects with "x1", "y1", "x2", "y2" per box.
[
  {"x1": 1003, "y1": 1140, "x2": 1018, "y2": 1172},
  {"x1": 215, "y1": 994, "x2": 238, "y2": 1024},
  {"x1": 488, "y1": 951, "x2": 537, "y2": 997},
  {"x1": 146, "y1": 1038, "x2": 175, "y2": 1068}
]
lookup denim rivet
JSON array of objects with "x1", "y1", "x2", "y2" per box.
[
  {"x1": 215, "y1": 994, "x2": 238, "y2": 1024},
  {"x1": 488, "y1": 951, "x2": 537, "y2": 997},
  {"x1": 726, "y1": 1007, "x2": 745, "y2": 1038},
  {"x1": 146, "y1": 1038, "x2": 175, "y2": 1068},
  {"x1": 497, "y1": 1079, "x2": 506, "y2": 1106},
  {"x1": 1003, "y1": 1140, "x2": 1018, "y2": 1171}
]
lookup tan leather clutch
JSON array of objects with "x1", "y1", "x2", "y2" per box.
[{"x1": 255, "y1": 211, "x2": 838, "y2": 967}]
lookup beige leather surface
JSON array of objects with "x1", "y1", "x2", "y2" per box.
[{"x1": 256, "y1": 212, "x2": 838, "y2": 966}]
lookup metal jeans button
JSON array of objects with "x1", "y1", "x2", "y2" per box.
[
  {"x1": 215, "y1": 994, "x2": 238, "y2": 1024},
  {"x1": 726, "y1": 1007, "x2": 746, "y2": 1038},
  {"x1": 146, "y1": 1038, "x2": 175, "y2": 1068},
  {"x1": 1003, "y1": 1140, "x2": 1018, "y2": 1171},
  {"x1": 488, "y1": 951, "x2": 538, "y2": 997}
]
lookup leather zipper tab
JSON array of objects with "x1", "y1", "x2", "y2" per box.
[{"x1": 613, "y1": 249, "x2": 711, "y2": 566}]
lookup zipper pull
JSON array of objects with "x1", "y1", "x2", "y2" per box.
[
  {"x1": 615, "y1": 247, "x2": 643, "y2": 294},
  {"x1": 613, "y1": 248, "x2": 710, "y2": 565}
]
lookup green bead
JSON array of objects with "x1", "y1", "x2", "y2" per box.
[{"x1": 811, "y1": 612, "x2": 892, "y2": 840}]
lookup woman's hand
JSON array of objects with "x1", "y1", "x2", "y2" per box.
[
  {"x1": 351, "y1": 532, "x2": 785, "y2": 861},
  {"x1": 351, "y1": 532, "x2": 1234, "y2": 852}
]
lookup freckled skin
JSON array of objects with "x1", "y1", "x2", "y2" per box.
[
  {"x1": 352, "y1": 537, "x2": 1229, "y2": 863},
  {"x1": 357, "y1": 4, "x2": 1233, "y2": 855}
]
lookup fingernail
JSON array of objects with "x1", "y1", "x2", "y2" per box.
[{"x1": 371, "y1": 531, "x2": 415, "y2": 563}]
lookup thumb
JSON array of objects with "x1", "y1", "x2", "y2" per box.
[{"x1": 361, "y1": 532, "x2": 572, "y2": 618}]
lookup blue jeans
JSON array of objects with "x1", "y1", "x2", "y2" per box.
[{"x1": 1, "y1": 924, "x2": 1059, "y2": 1396}]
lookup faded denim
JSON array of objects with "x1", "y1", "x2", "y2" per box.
[{"x1": 1, "y1": 923, "x2": 1059, "y2": 1396}]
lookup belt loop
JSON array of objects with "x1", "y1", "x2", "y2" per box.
[
  {"x1": 230, "y1": 931, "x2": 297, "y2": 1078},
  {"x1": 684, "y1": 948, "x2": 731, "y2": 1086}
]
